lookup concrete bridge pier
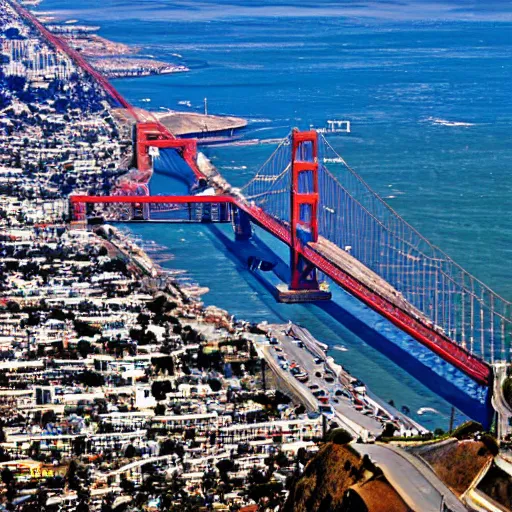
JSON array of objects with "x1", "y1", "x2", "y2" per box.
[{"x1": 232, "y1": 206, "x2": 252, "y2": 241}]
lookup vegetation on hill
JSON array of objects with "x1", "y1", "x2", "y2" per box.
[{"x1": 419, "y1": 439, "x2": 493, "y2": 496}]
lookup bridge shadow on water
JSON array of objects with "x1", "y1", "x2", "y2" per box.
[{"x1": 206, "y1": 223, "x2": 493, "y2": 428}]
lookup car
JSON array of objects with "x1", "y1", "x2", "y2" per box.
[
  {"x1": 308, "y1": 384, "x2": 319, "y2": 390},
  {"x1": 269, "y1": 337, "x2": 279, "y2": 345},
  {"x1": 319, "y1": 405, "x2": 335, "y2": 419},
  {"x1": 325, "y1": 376, "x2": 335, "y2": 383},
  {"x1": 332, "y1": 398, "x2": 339, "y2": 404},
  {"x1": 313, "y1": 357, "x2": 324, "y2": 364},
  {"x1": 335, "y1": 388, "x2": 351, "y2": 399},
  {"x1": 297, "y1": 342, "x2": 305, "y2": 349},
  {"x1": 273, "y1": 346, "x2": 283, "y2": 352},
  {"x1": 312, "y1": 390, "x2": 326, "y2": 397},
  {"x1": 315, "y1": 372, "x2": 322, "y2": 378},
  {"x1": 277, "y1": 355, "x2": 286, "y2": 361},
  {"x1": 353, "y1": 379, "x2": 366, "y2": 393}
]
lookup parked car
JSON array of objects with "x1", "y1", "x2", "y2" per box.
[{"x1": 319, "y1": 405, "x2": 335, "y2": 419}]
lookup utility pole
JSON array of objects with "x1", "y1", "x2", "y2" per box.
[
  {"x1": 261, "y1": 358, "x2": 266, "y2": 391},
  {"x1": 449, "y1": 407, "x2": 455, "y2": 433}
]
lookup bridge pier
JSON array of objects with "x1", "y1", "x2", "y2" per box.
[{"x1": 232, "y1": 206, "x2": 252, "y2": 241}]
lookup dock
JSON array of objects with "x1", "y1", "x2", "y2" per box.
[
  {"x1": 156, "y1": 111, "x2": 247, "y2": 138},
  {"x1": 112, "y1": 108, "x2": 247, "y2": 144}
]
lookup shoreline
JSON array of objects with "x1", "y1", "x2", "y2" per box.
[
  {"x1": 35, "y1": 12, "x2": 189, "y2": 80},
  {"x1": 112, "y1": 222, "x2": 429, "y2": 438}
]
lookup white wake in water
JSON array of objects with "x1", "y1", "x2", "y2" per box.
[{"x1": 426, "y1": 117, "x2": 474, "y2": 127}]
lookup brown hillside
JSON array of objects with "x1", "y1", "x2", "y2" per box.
[
  {"x1": 284, "y1": 443, "x2": 410, "y2": 512},
  {"x1": 420, "y1": 439, "x2": 492, "y2": 496}
]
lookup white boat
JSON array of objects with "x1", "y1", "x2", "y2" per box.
[
  {"x1": 417, "y1": 407, "x2": 440, "y2": 415},
  {"x1": 333, "y1": 345, "x2": 348, "y2": 352}
]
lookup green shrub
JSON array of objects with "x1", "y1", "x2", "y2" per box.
[
  {"x1": 327, "y1": 428, "x2": 353, "y2": 445},
  {"x1": 503, "y1": 377, "x2": 512, "y2": 407},
  {"x1": 480, "y1": 433, "x2": 499, "y2": 456},
  {"x1": 452, "y1": 421, "x2": 483, "y2": 440}
]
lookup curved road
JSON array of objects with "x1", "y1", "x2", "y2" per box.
[{"x1": 354, "y1": 443, "x2": 468, "y2": 512}]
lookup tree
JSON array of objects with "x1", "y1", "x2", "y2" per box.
[
  {"x1": 208, "y1": 378, "x2": 222, "y2": 392},
  {"x1": 154, "y1": 403, "x2": 166, "y2": 416},
  {"x1": 74, "y1": 320, "x2": 101, "y2": 338},
  {"x1": 327, "y1": 428, "x2": 354, "y2": 445},
  {"x1": 124, "y1": 444, "x2": 136, "y2": 458},
  {"x1": 41, "y1": 410, "x2": 56, "y2": 427},
  {"x1": 77, "y1": 339, "x2": 93, "y2": 358},
  {"x1": 216, "y1": 459, "x2": 235, "y2": 474},
  {"x1": 151, "y1": 380, "x2": 172, "y2": 401},
  {"x1": 5, "y1": 301, "x2": 20, "y2": 313},
  {"x1": 78, "y1": 370, "x2": 104, "y2": 388},
  {"x1": 137, "y1": 313, "x2": 150, "y2": 329},
  {"x1": 1, "y1": 466, "x2": 13, "y2": 485},
  {"x1": 382, "y1": 422, "x2": 397, "y2": 438}
]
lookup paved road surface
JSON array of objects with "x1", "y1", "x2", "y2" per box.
[
  {"x1": 267, "y1": 326, "x2": 384, "y2": 436},
  {"x1": 354, "y1": 443, "x2": 468, "y2": 512},
  {"x1": 492, "y1": 364, "x2": 512, "y2": 440}
]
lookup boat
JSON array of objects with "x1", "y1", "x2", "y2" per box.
[
  {"x1": 333, "y1": 345, "x2": 348, "y2": 352},
  {"x1": 417, "y1": 407, "x2": 440, "y2": 415}
]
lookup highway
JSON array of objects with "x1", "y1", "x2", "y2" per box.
[
  {"x1": 263, "y1": 325, "x2": 388, "y2": 437},
  {"x1": 354, "y1": 443, "x2": 468, "y2": 512}
]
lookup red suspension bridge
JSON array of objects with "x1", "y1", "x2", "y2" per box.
[
  {"x1": 14, "y1": 0, "x2": 512, "y2": 388},
  {"x1": 70, "y1": 128, "x2": 512, "y2": 387}
]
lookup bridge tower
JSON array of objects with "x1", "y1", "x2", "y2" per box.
[
  {"x1": 290, "y1": 129, "x2": 320, "y2": 290},
  {"x1": 279, "y1": 129, "x2": 331, "y2": 302}
]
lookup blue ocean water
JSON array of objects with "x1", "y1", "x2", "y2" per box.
[{"x1": 42, "y1": 0, "x2": 512, "y2": 430}]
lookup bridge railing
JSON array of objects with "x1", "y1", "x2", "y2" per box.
[{"x1": 317, "y1": 135, "x2": 512, "y2": 364}]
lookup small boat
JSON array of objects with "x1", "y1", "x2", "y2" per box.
[
  {"x1": 333, "y1": 345, "x2": 348, "y2": 352},
  {"x1": 417, "y1": 407, "x2": 440, "y2": 415}
]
